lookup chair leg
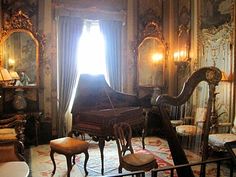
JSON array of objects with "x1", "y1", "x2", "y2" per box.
[
  {"x1": 72, "y1": 155, "x2": 76, "y2": 165},
  {"x1": 50, "y1": 150, "x2": 56, "y2": 175},
  {"x1": 84, "y1": 150, "x2": 89, "y2": 176},
  {"x1": 118, "y1": 166, "x2": 122, "y2": 173},
  {"x1": 66, "y1": 155, "x2": 72, "y2": 177}
]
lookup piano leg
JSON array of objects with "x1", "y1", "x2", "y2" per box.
[
  {"x1": 98, "y1": 138, "x2": 105, "y2": 175},
  {"x1": 141, "y1": 109, "x2": 149, "y2": 149},
  {"x1": 142, "y1": 128, "x2": 146, "y2": 149}
]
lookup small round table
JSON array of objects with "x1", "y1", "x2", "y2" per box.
[{"x1": 0, "y1": 161, "x2": 29, "y2": 177}]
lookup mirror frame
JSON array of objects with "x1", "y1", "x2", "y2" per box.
[
  {"x1": 137, "y1": 21, "x2": 168, "y2": 91},
  {"x1": 0, "y1": 10, "x2": 45, "y2": 88}
]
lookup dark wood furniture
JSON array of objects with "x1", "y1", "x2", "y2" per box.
[
  {"x1": 71, "y1": 74, "x2": 146, "y2": 175},
  {"x1": 0, "y1": 9, "x2": 45, "y2": 145},
  {"x1": 154, "y1": 67, "x2": 222, "y2": 177},
  {"x1": 225, "y1": 141, "x2": 236, "y2": 164},
  {"x1": 24, "y1": 112, "x2": 42, "y2": 146},
  {"x1": 113, "y1": 122, "x2": 158, "y2": 174},
  {"x1": 50, "y1": 137, "x2": 89, "y2": 177},
  {"x1": 0, "y1": 114, "x2": 26, "y2": 143},
  {"x1": 0, "y1": 140, "x2": 25, "y2": 162}
]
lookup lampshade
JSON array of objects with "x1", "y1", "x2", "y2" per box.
[
  {"x1": 9, "y1": 71, "x2": 20, "y2": 80},
  {"x1": 0, "y1": 67, "x2": 12, "y2": 81},
  {"x1": 221, "y1": 71, "x2": 228, "y2": 81}
]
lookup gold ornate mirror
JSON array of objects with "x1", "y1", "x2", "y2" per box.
[
  {"x1": 0, "y1": 10, "x2": 44, "y2": 87},
  {"x1": 137, "y1": 22, "x2": 167, "y2": 91}
]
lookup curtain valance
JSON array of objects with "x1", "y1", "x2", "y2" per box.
[{"x1": 55, "y1": 6, "x2": 126, "y2": 24}]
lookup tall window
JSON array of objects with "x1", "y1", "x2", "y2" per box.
[
  {"x1": 77, "y1": 20, "x2": 107, "y2": 77},
  {"x1": 66, "y1": 20, "x2": 107, "y2": 134}
]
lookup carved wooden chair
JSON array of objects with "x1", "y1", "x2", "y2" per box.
[
  {"x1": 113, "y1": 122, "x2": 158, "y2": 175},
  {"x1": 175, "y1": 107, "x2": 207, "y2": 147},
  {"x1": 0, "y1": 114, "x2": 26, "y2": 143}
]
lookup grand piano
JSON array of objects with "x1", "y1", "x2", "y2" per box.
[{"x1": 71, "y1": 74, "x2": 146, "y2": 175}]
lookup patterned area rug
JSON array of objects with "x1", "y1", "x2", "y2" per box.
[{"x1": 29, "y1": 136, "x2": 233, "y2": 177}]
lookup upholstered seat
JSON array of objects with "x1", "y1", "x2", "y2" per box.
[
  {"x1": 170, "y1": 120, "x2": 184, "y2": 127},
  {"x1": 176, "y1": 125, "x2": 200, "y2": 136},
  {"x1": 175, "y1": 108, "x2": 207, "y2": 148},
  {"x1": 0, "y1": 115, "x2": 26, "y2": 143},
  {"x1": 0, "y1": 128, "x2": 17, "y2": 141},
  {"x1": 50, "y1": 137, "x2": 89, "y2": 177},
  {"x1": 50, "y1": 137, "x2": 89, "y2": 154},
  {"x1": 208, "y1": 133, "x2": 236, "y2": 149},
  {"x1": 123, "y1": 153, "x2": 156, "y2": 166},
  {"x1": 208, "y1": 118, "x2": 236, "y2": 151},
  {"x1": 176, "y1": 108, "x2": 207, "y2": 137}
]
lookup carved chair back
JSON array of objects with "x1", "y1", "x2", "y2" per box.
[{"x1": 113, "y1": 122, "x2": 134, "y2": 162}]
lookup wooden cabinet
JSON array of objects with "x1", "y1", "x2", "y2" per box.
[{"x1": 0, "y1": 87, "x2": 39, "y2": 115}]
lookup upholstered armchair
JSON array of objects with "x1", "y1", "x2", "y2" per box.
[
  {"x1": 0, "y1": 114, "x2": 26, "y2": 143},
  {"x1": 208, "y1": 117, "x2": 236, "y2": 152}
]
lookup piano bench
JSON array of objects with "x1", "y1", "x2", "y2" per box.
[{"x1": 50, "y1": 137, "x2": 89, "y2": 177}]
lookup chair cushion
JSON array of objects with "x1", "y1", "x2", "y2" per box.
[
  {"x1": 50, "y1": 137, "x2": 89, "y2": 154},
  {"x1": 209, "y1": 133, "x2": 236, "y2": 148},
  {"x1": 123, "y1": 153, "x2": 156, "y2": 166},
  {"x1": 171, "y1": 120, "x2": 183, "y2": 127},
  {"x1": 176, "y1": 125, "x2": 198, "y2": 136},
  {"x1": 0, "y1": 128, "x2": 17, "y2": 141}
]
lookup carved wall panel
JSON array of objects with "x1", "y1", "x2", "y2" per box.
[
  {"x1": 137, "y1": 0, "x2": 163, "y2": 40},
  {"x1": 198, "y1": 24, "x2": 234, "y2": 123},
  {"x1": 193, "y1": 0, "x2": 235, "y2": 124},
  {"x1": 1, "y1": 0, "x2": 38, "y2": 28}
]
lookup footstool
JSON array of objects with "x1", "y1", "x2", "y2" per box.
[{"x1": 50, "y1": 137, "x2": 89, "y2": 177}]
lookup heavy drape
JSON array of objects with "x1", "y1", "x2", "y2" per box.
[
  {"x1": 99, "y1": 20, "x2": 123, "y2": 91},
  {"x1": 57, "y1": 16, "x2": 83, "y2": 137}
]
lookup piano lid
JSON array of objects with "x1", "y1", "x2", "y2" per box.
[{"x1": 71, "y1": 74, "x2": 139, "y2": 116}]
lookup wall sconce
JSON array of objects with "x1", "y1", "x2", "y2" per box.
[
  {"x1": 221, "y1": 71, "x2": 228, "y2": 82},
  {"x1": 8, "y1": 58, "x2": 15, "y2": 66},
  {"x1": 173, "y1": 50, "x2": 190, "y2": 70},
  {"x1": 152, "y1": 53, "x2": 163, "y2": 63}
]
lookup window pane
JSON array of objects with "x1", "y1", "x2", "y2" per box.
[{"x1": 77, "y1": 20, "x2": 106, "y2": 76}]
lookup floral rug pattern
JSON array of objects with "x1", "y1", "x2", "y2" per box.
[{"x1": 29, "y1": 137, "x2": 233, "y2": 177}]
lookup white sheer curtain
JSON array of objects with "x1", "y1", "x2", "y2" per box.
[{"x1": 57, "y1": 16, "x2": 83, "y2": 137}]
